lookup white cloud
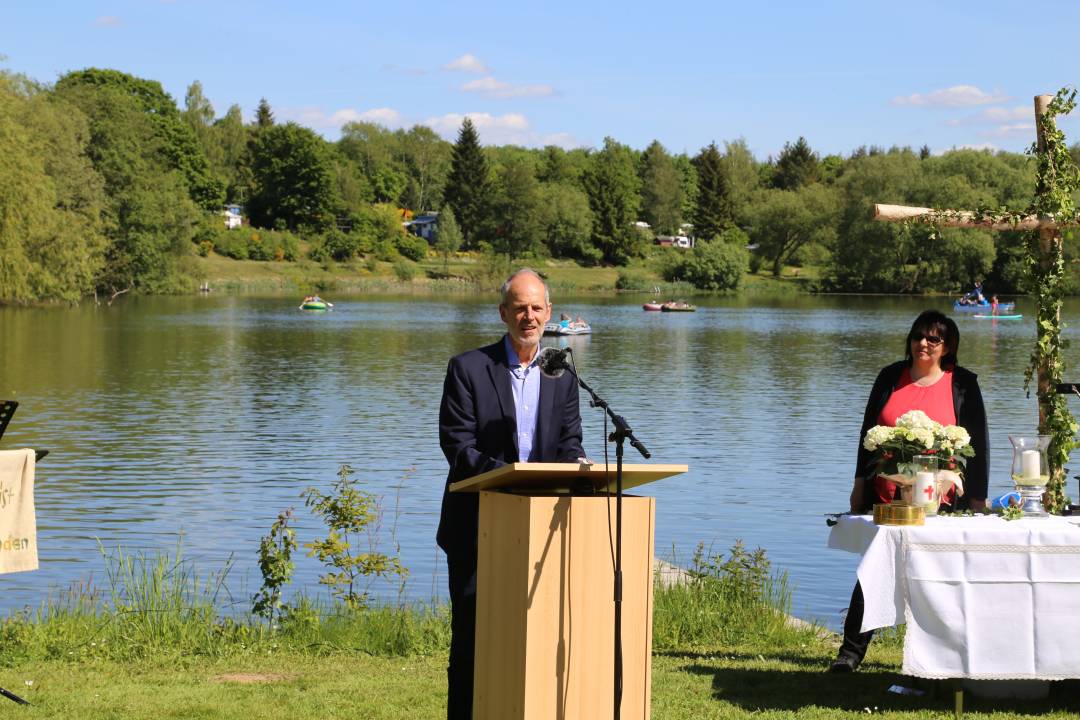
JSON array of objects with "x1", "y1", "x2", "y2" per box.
[
  {"x1": 978, "y1": 123, "x2": 1035, "y2": 139},
  {"x1": 892, "y1": 85, "x2": 1009, "y2": 108},
  {"x1": 946, "y1": 105, "x2": 1031, "y2": 126},
  {"x1": 461, "y1": 76, "x2": 557, "y2": 99},
  {"x1": 276, "y1": 106, "x2": 580, "y2": 148},
  {"x1": 422, "y1": 112, "x2": 579, "y2": 148},
  {"x1": 92, "y1": 15, "x2": 121, "y2": 27},
  {"x1": 277, "y1": 106, "x2": 406, "y2": 130},
  {"x1": 443, "y1": 53, "x2": 490, "y2": 74}
]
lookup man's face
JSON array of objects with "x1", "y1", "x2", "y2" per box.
[{"x1": 499, "y1": 274, "x2": 551, "y2": 351}]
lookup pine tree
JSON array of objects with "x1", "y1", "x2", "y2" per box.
[
  {"x1": 692, "y1": 142, "x2": 734, "y2": 241},
  {"x1": 772, "y1": 136, "x2": 819, "y2": 190},
  {"x1": 582, "y1": 137, "x2": 642, "y2": 265},
  {"x1": 444, "y1": 118, "x2": 491, "y2": 248},
  {"x1": 255, "y1": 98, "x2": 274, "y2": 129},
  {"x1": 639, "y1": 140, "x2": 683, "y2": 235}
]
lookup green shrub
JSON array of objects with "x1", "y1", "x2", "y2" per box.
[
  {"x1": 664, "y1": 240, "x2": 748, "y2": 291},
  {"x1": 320, "y1": 229, "x2": 362, "y2": 262},
  {"x1": 652, "y1": 541, "x2": 801, "y2": 649},
  {"x1": 395, "y1": 234, "x2": 429, "y2": 262},
  {"x1": 615, "y1": 269, "x2": 652, "y2": 291},
  {"x1": 393, "y1": 259, "x2": 418, "y2": 281}
]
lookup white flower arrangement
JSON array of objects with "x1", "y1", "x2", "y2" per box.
[{"x1": 862, "y1": 410, "x2": 974, "y2": 476}]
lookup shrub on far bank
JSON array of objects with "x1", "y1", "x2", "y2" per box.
[
  {"x1": 615, "y1": 269, "x2": 655, "y2": 291},
  {"x1": 662, "y1": 235, "x2": 748, "y2": 291},
  {"x1": 197, "y1": 223, "x2": 299, "y2": 262},
  {"x1": 395, "y1": 234, "x2": 429, "y2": 262}
]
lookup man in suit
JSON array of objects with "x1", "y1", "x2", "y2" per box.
[{"x1": 438, "y1": 268, "x2": 585, "y2": 720}]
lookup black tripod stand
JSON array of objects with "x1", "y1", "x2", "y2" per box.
[{"x1": 546, "y1": 353, "x2": 650, "y2": 720}]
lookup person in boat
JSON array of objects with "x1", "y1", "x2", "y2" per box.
[
  {"x1": 572, "y1": 315, "x2": 587, "y2": 329},
  {"x1": 830, "y1": 309, "x2": 988, "y2": 673},
  {"x1": 438, "y1": 268, "x2": 586, "y2": 720},
  {"x1": 990, "y1": 295, "x2": 999, "y2": 315},
  {"x1": 963, "y1": 280, "x2": 985, "y2": 304},
  {"x1": 559, "y1": 312, "x2": 571, "y2": 329}
]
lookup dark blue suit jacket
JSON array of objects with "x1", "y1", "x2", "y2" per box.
[{"x1": 437, "y1": 338, "x2": 585, "y2": 555}]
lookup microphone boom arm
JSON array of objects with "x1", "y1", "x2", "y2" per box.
[{"x1": 570, "y1": 369, "x2": 651, "y2": 460}]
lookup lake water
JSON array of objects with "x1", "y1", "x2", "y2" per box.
[{"x1": 0, "y1": 293, "x2": 1066, "y2": 628}]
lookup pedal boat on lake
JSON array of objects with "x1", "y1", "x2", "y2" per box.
[
  {"x1": 660, "y1": 301, "x2": 696, "y2": 312},
  {"x1": 299, "y1": 297, "x2": 332, "y2": 311},
  {"x1": 543, "y1": 322, "x2": 591, "y2": 336}
]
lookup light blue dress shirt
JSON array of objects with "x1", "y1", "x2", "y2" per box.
[{"x1": 504, "y1": 334, "x2": 542, "y2": 462}]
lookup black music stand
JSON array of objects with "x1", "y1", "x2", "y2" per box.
[{"x1": 0, "y1": 401, "x2": 36, "y2": 704}]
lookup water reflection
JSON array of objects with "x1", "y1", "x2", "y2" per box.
[{"x1": 0, "y1": 294, "x2": 1063, "y2": 627}]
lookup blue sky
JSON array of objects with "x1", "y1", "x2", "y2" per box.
[{"x1": 5, "y1": 0, "x2": 1080, "y2": 159}]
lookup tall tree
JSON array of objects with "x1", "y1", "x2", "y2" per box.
[
  {"x1": 399, "y1": 125, "x2": 452, "y2": 212},
  {"x1": 0, "y1": 72, "x2": 107, "y2": 303},
  {"x1": 55, "y1": 68, "x2": 224, "y2": 211},
  {"x1": 639, "y1": 140, "x2": 683, "y2": 235},
  {"x1": 721, "y1": 138, "x2": 759, "y2": 225},
  {"x1": 444, "y1": 118, "x2": 492, "y2": 248},
  {"x1": 750, "y1": 184, "x2": 838, "y2": 277},
  {"x1": 692, "y1": 142, "x2": 734, "y2": 241},
  {"x1": 492, "y1": 156, "x2": 543, "y2": 260},
  {"x1": 255, "y1": 97, "x2": 274, "y2": 129},
  {"x1": 249, "y1": 122, "x2": 339, "y2": 231},
  {"x1": 53, "y1": 70, "x2": 203, "y2": 294},
  {"x1": 538, "y1": 183, "x2": 597, "y2": 263},
  {"x1": 582, "y1": 137, "x2": 642, "y2": 265},
  {"x1": 773, "y1": 136, "x2": 820, "y2": 190},
  {"x1": 212, "y1": 103, "x2": 252, "y2": 203},
  {"x1": 434, "y1": 206, "x2": 463, "y2": 273}
]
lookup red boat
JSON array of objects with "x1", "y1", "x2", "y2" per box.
[{"x1": 643, "y1": 302, "x2": 662, "y2": 311}]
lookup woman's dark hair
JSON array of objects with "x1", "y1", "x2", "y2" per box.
[{"x1": 904, "y1": 309, "x2": 960, "y2": 368}]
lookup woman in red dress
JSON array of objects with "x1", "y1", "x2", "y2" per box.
[{"x1": 830, "y1": 310, "x2": 989, "y2": 672}]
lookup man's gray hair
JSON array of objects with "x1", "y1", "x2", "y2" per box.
[{"x1": 499, "y1": 268, "x2": 550, "y2": 305}]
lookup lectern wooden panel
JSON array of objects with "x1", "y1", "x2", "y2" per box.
[{"x1": 473, "y1": 491, "x2": 655, "y2": 720}]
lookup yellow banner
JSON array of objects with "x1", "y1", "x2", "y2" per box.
[{"x1": 0, "y1": 449, "x2": 38, "y2": 574}]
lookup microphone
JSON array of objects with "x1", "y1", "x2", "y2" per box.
[{"x1": 537, "y1": 346, "x2": 572, "y2": 378}]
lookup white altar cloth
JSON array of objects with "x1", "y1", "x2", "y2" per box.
[{"x1": 828, "y1": 514, "x2": 1080, "y2": 679}]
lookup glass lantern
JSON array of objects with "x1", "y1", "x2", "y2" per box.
[
  {"x1": 1009, "y1": 435, "x2": 1052, "y2": 517},
  {"x1": 911, "y1": 454, "x2": 940, "y2": 515}
]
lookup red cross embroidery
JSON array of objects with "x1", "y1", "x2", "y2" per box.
[{"x1": 923, "y1": 485, "x2": 935, "y2": 500}]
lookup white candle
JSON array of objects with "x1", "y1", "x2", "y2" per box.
[
  {"x1": 1021, "y1": 449, "x2": 1041, "y2": 480},
  {"x1": 915, "y1": 471, "x2": 936, "y2": 504}
]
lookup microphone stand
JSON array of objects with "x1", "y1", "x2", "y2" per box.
[{"x1": 560, "y1": 363, "x2": 650, "y2": 720}]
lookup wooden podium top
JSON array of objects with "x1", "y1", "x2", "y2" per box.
[{"x1": 449, "y1": 462, "x2": 688, "y2": 494}]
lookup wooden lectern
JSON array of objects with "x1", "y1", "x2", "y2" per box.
[{"x1": 450, "y1": 462, "x2": 687, "y2": 720}]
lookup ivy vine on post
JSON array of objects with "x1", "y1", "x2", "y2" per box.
[{"x1": 1024, "y1": 89, "x2": 1079, "y2": 513}]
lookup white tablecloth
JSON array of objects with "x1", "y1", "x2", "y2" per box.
[{"x1": 828, "y1": 514, "x2": 1080, "y2": 679}]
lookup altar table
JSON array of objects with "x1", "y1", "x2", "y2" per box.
[{"x1": 828, "y1": 514, "x2": 1080, "y2": 679}]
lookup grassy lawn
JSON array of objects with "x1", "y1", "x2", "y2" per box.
[{"x1": 5, "y1": 639, "x2": 1080, "y2": 719}]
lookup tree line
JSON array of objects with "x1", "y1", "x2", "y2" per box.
[{"x1": 2, "y1": 65, "x2": 1077, "y2": 304}]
